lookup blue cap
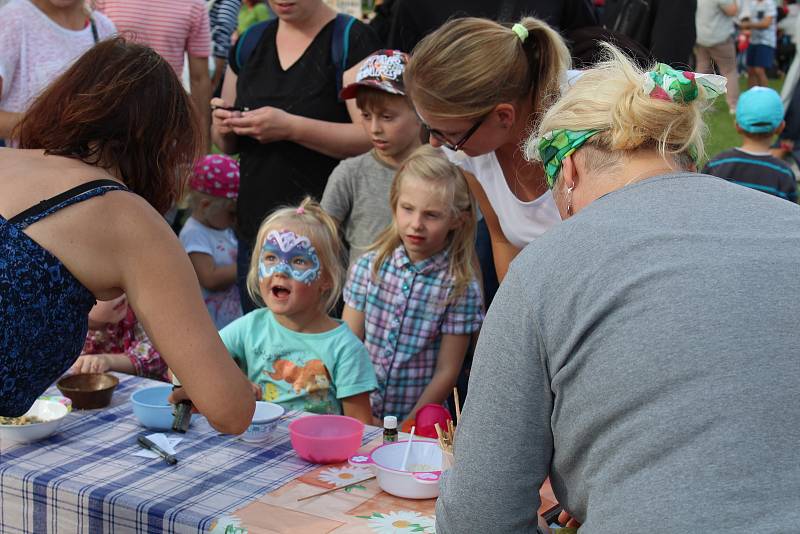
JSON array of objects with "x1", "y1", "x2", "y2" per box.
[{"x1": 736, "y1": 87, "x2": 784, "y2": 133}]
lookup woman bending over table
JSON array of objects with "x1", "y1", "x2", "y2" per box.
[
  {"x1": 404, "y1": 16, "x2": 570, "y2": 281},
  {"x1": 436, "y1": 46, "x2": 800, "y2": 532},
  {"x1": 0, "y1": 38, "x2": 255, "y2": 434}
]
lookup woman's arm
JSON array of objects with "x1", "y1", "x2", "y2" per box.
[
  {"x1": 402, "y1": 334, "x2": 470, "y2": 425},
  {"x1": 463, "y1": 171, "x2": 521, "y2": 281},
  {"x1": 436, "y1": 266, "x2": 551, "y2": 533},
  {"x1": 342, "y1": 304, "x2": 366, "y2": 340},
  {"x1": 225, "y1": 98, "x2": 371, "y2": 160},
  {"x1": 0, "y1": 110, "x2": 22, "y2": 139},
  {"x1": 341, "y1": 392, "x2": 373, "y2": 424},
  {"x1": 210, "y1": 66, "x2": 240, "y2": 154},
  {"x1": 110, "y1": 199, "x2": 254, "y2": 434},
  {"x1": 188, "y1": 252, "x2": 237, "y2": 291}
]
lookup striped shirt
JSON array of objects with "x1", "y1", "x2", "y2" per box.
[
  {"x1": 344, "y1": 246, "x2": 484, "y2": 421},
  {"x1": 703, "y1": 148, "x2": 797, "y2": 202},
  {"x1": 94, "y1": 0, "x2": 211, "y2": 74},
  {"x1": 209, "y1": 0, "x2": 241, "y2": 59}
]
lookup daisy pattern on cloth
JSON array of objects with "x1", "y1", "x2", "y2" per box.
[
  {"x1": 317, "y1": 466, "x2": 372, "y2": 487},
  {"x1": 361, "y1": 511, "x2": 436, "y2": 533},
  {"x1": 190, "y1": 154, "x2": 240, "y2": 199}
]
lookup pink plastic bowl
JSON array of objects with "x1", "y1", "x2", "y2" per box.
[{"x1": 288, "y1": 415, "x2": 364, "y2": 464}]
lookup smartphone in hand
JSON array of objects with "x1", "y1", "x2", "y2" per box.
[{"x1": 212, "y1": 105, "x2": 249, "y2": 112}]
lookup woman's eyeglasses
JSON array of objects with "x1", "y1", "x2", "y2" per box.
[{"x1": 422, "y1": 114, "x2": 487, "y2": 152}]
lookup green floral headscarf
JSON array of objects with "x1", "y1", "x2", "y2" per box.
[
  {"x1": 537, "y1": 129, "x2": 600, "y2": 188},
  {"x1": 643, "y1": 63, "x2": 727, "y2": 103}
]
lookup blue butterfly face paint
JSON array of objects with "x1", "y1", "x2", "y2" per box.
[{"x1": 258, "y1": 230, "x2": 321, "y2": 285}]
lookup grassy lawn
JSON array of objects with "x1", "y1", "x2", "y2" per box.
[{"x1": 703, "y1": 77, "x2": 784, "y2": 163}]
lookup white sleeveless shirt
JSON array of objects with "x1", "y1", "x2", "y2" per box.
[{"x1": 445, "y1": 148, "x2": 561, "y2": 249}]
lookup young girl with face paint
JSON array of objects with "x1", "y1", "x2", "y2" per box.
[
  {"x1": 218, "y1": 198, "x2": 377, "y2": 424},
  {"x1": 342, "y1": 145, "x2": 485, "y2": 425}
]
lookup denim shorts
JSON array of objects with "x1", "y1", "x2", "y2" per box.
[{"x1": 746, "y1": 44, "x2": 775, "y2": 68}]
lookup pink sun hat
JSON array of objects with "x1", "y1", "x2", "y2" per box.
[{"x1": 190, "y1": 154, "x2": 240, "y2": 199}]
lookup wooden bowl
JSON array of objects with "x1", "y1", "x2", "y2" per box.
[{"x1": 57, "y1": 373, "x2": 119, "y2": 410}]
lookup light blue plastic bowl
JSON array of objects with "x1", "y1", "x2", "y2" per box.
[{"x1": 130, "y1": 385, "x2": 175, "y2": 431}]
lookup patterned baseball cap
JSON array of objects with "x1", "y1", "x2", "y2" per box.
[
  {"x1": 339, "y1": 49, "x2": 409, "y2": 100},
  {"x1": 190, "y1": 154, "x2": 240, "y2": 199}
]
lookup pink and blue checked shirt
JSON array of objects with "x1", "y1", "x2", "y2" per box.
[{"x1": 344, "y1": 246, "x2": 484, "y2": 420}]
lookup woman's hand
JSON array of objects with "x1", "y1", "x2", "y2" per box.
[
  {"x1": 557, "y1": 510, "x2": 581, "y2": 528},
  {"x1": 70, "y1": 354, "x2": 111, "y2": 374},
  {"x1": 210, "y1": 97, "x2": 243, "y2": 137},
  {"x1": 249, "y1": 382, "x2": 263, "y2": 401},
  {"x1": 226, "y1": 106, "x2": 295, "y2": 144}
]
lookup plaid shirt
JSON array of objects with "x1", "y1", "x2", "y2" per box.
[
  {"x1": 344, "y1": 246, "x2": 484, "y2": 420},
  {"x1": 82, "y1": 308, "x2": 169, "y2": 382}
]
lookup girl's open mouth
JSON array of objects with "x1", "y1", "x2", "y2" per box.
[{"x1": 271, "y1": 285, "x2": 291, "y2": 298}]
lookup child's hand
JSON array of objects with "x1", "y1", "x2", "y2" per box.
[
  {"x1": 249, "y1": 382, "x2": 263, "y2": 401},
  {"x1": 70, "y1": 354, "x2": 111, "y2": 374}
]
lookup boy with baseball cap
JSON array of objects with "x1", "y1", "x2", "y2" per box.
[
  {"x1": 321, "y1": 49, "x2": 422, "y2": 265},
  {"x1": 704, "y1": 87, "x2": 797, "y2": 202}
]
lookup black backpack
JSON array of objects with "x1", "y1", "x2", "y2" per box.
[{"x1": 606, "y1": 0, "x2": 651, "y2": 46}]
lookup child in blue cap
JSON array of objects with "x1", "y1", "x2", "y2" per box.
[{"x1": 703, "y1": 86, "x2": 797, "y2": 202}]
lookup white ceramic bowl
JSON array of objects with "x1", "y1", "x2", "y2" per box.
[
  {"x1": 350, "y1": 441, "x2": 443, "y2": 499},
  {"x1": 241, "y1": 401, "x2": 284, "y2": 443},
  {"x1": 0, "y1": 399, "x2": 70, "y2": 444}
]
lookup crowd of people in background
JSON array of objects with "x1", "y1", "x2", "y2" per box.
[{"x1": 2, "y1": 0, "x2": 799, "y2": 532}]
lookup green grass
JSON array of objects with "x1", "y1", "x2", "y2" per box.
[{"x1": 703, "y1": 77, "x2": 784, "y2": 163}]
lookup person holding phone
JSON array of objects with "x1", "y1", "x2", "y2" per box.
[{"x1": 740, "y1": 0, "x2": 778, "y2": 87}]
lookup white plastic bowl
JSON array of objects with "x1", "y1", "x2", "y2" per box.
[
  {"x1": 241, "y1": 401, "x2": 284, "y2": 443},
  {"x1": 0, "y1": 399, "x2": 70, "y2": 444},
  {"x1": 350, "y1": 440, "x2": 443, "y2": 499}
]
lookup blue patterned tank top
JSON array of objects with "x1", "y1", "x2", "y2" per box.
[{"x1": 0, "y1": 179, "x2": 129, "y2": 416}]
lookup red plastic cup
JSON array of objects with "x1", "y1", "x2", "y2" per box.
[{"x1": 414, "y1": 404, "x2": 452, "y2": 439}]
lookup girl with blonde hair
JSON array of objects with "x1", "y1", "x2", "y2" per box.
[
  {"x1": 220, "y1": 197, "x2": 376, "y2": 424},
  {"x1": 343, "y1": 145, "x2": 484, "y2": 424},
  {"x1": 436, "y1": 45, "x2": 800, "y2": 532},
  {"x1": 405, "y1": 16, "x2": 571, "y2": 282}
]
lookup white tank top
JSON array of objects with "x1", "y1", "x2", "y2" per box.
[{"x1": 445, "y1": 148, "x2": 561, "y2": 249}]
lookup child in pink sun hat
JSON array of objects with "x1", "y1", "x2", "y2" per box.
[{"x1": 179, "y1": 154, "x2": 242, "y2": 329}]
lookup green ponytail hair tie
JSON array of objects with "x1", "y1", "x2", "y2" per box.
[{"x1": 512, "y1": 23, "x2": 529, "y2": 43}]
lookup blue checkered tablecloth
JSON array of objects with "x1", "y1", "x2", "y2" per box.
[{"x1": 0, "y1": 374, "x2": 381, "y2": 533}]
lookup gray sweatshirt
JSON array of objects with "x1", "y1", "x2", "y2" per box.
[{"x1": 436, "y1": 172, "x2": 800, "y2": 533}]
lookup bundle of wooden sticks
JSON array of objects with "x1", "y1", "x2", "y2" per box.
[{"x1": 434, "y1": 388, "x2": 461, "y2": 454}]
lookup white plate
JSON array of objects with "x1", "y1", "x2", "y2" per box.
[{"x1": 0, "y1": 399, "x2": 70, "y2": 444}]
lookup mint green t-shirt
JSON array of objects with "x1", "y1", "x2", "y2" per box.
[{"x1": 220, "y1": 309, "x2": 377, "y2": 415}]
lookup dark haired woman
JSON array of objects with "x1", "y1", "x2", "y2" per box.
[{"x1": 0, "y1": 38, "x2": 254, "y2": 434}]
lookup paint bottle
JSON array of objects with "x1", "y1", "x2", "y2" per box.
[
  {"x1": 171, "y1": 373, "x2": 192, "y2": 433},
  {"x1": 383, "y1": 416, "x2": 398, "y2": 444}
]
